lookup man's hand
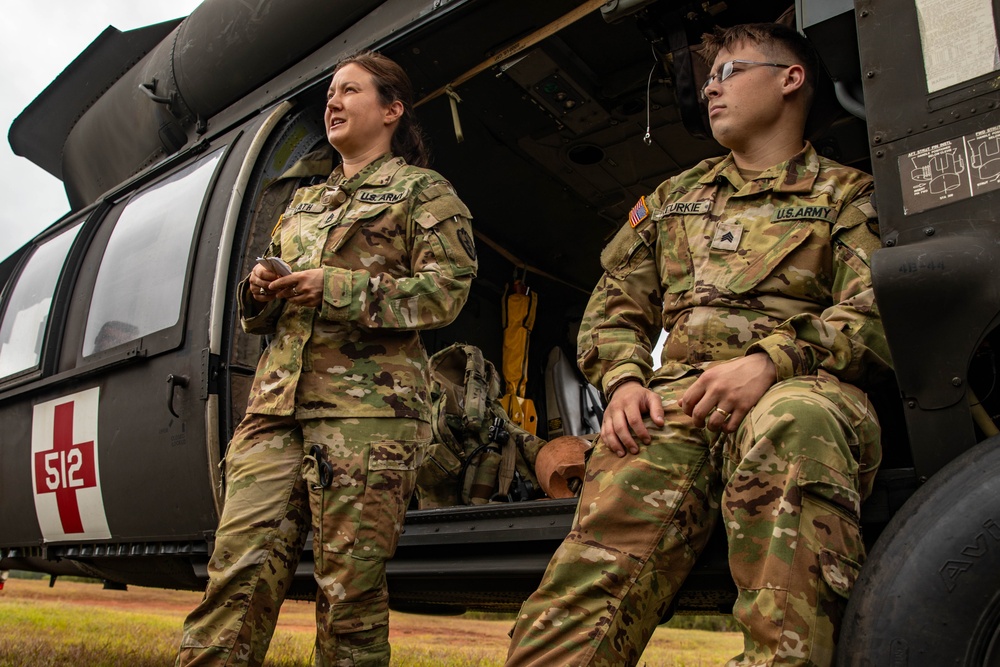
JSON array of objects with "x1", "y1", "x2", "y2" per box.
[
  {"x1": 680, "y1": 353, "x2": 777, "y2": 433},
  {"x1": 601, "y1": 380, "x2": 665, "y2": 457}
]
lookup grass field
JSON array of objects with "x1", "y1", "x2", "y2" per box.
[{"x1": 0, "y1": 577, "x2": 742, "y2": 666}]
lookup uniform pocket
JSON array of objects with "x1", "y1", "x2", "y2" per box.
[
  {"x1": 326, "y1": 202, "x2": 395, "y2": 253},
  {"x1": 280, "y1": 212, "x2": 305, "y2": 263},
  {"x1": 793, "y1": 458, "x2": 866, "y2": 602},
  {"x1": 354, "y1": 439, "x2": 421, "y2": 561},
  {"x1": 427, "y1": 221, "x2": 477, "y2": 277},
  {"x1": 600, "y1": 220, "x2": 653, "y2": 280},
  {"x1": 798, "y1": 456, "x2": 862, "y2": 522},
  {"x1": 727, "y1": 221, "x2": 813, "y2": 294},
  {"x1": 659, "y1": 218, "x2": 694, "y2": 295},
  {"x1": 415, "y1": 442, "x2": 462, "y2": 508}
]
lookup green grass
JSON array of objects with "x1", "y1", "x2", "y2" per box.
[
  {"x1": 0, "y1": 598, "x2": 311, "y2": 667},
  {"x1": 0, "y1": 578, "x2": 743, "y2": 666},
  {"x1": 0, "y1": 603, "x2": 187, "y2": 667}
]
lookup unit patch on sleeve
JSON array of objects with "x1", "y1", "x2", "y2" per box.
[
  {"x1": 457, "y1": 227, "x2": 477, "y2": 261},
  {"x1": 628, "y1": 196, "x2": 649, "y2": 228}
]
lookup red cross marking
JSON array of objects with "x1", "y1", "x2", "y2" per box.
[{"x1": 33, "y1": 401, "x2": 97, "y2": 534}]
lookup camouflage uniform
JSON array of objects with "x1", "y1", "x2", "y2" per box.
[
  {"x1": 507, "y1": 144, "x2": 890, "y2": 666},
  {"x1": 178, "y1": 154, "x2": 476, "y2": 667}
]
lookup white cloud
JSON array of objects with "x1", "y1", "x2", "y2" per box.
[{"x1": 0, "y1": 0, "x2": 202, "y2": 261}]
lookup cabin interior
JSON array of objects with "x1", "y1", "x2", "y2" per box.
[{"x1": 222, "y1": 0, "x2": 878, "y2": 459}]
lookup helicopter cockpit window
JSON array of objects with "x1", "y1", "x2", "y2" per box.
[
  {"x1": 0, "y1": 223, "x2": 82, "y2": 378},
  {"x1": 82, "y1": 151, "x2": 222, "y2": 356}
]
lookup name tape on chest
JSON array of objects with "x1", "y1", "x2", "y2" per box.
[
  {"x1": 771, "y1": 205, "x2": 836, "y2": 223},
  {"x1": 285, "y1": 202, "x2": 326, "y2": 216},
  {"x1": 655, "y1": 201, "x2": 712, "y2": 218},
  {"x1": 357, "y1": 191, "x2": 406, "y2": 204}
]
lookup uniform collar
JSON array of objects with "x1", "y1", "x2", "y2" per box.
[
  {"x1": 326, "y1": 153, "x2": 406, "y2": 195},
  {"x1": 277, "y1": 145, "x2": 335, "y2": 181},
  {"x1": 697, "y1": 142, "x2": 819, "y2": 194}
]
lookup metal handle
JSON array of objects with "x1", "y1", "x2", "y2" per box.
[
  {"x1": 139, "y1": 78, "x2": 175, "y2": 106},
  {"x1": 166, "y1": 374, "x2": 189, "y2": 418}
]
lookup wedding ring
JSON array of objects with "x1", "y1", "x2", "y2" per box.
[
  {"x1": 713, "y1": 406, "x2": 732, "y2": 420},
  {"x1": 292, "y1": 286, "x2": 299, "y2": 296},
  {"x1": 259, "y1": 287, "x2": 266, "y2": 295}
]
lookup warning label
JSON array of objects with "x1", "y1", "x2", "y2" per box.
[{"x1": 899, "y1": 123, "x2": 1000, "y2": 215}]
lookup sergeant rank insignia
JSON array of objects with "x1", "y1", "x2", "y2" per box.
[
  {"x1": 712, "y1": 221, "x2": 743, "y2": 251},
  {"x1": 628, "y1": 196, "x2": 649, "y2": 228}
]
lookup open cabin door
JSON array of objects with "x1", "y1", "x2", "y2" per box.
[{"x1": 218, "y1": 104, "x2": 330, "y2": 470}]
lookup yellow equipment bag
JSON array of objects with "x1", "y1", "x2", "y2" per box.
[{"x1": 500, "y1": 280, "x2": 538, "y2": 434}]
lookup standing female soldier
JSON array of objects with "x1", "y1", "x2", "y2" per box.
[{"x1": 177, "y1": 52, "x2": 477, "y2": 667}]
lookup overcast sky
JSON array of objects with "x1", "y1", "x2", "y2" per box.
[{"x1": 0, "y1": 0, "x2": 204, "y2": 262}]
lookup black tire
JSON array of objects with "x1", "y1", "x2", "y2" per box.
[{"x1": 838, "y1": 437, "x2": 1000, "y2": 666}]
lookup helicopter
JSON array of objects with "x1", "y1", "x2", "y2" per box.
[{"x1": 3, "y1": 0, "x2": 1000, "y2": 662}]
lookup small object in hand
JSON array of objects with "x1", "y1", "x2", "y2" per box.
[{"x1": 255, "y1": 256, "x2": 292, "y2": 277}]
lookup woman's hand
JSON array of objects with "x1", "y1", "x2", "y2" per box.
[
  {"x1": 249, "y1": 264, "x2": 281, "y2": 303},
  {"x1": 268, "y1": 269, "x2": 325, "y2": 308}
]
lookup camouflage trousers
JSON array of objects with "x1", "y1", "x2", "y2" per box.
[
  {"x1": 507, "y1": 370, "x2": 880, "y2": 667},
  {"x1": 177, "y1": 413, "x2": 429, "y2": 667}
]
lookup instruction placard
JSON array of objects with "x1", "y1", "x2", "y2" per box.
[{"x1": 899, "y1": 123, "x2": 1000, "y2": 215}]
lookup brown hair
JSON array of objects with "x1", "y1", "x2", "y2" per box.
[
  {"x1": 700, "y1": 23, "x2": 818, "y2": 107},
  {"x1": 334, "y1": 51, "x2": 430, "y2": 168}
]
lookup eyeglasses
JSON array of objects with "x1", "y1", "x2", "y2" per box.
[{"x1": 700, "y1": 60, "x2": 791, "y2": 101}]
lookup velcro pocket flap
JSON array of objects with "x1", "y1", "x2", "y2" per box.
[
  {"x1": 819, "y1": 548, "x2": 861, "y2": 599},
  {"x1": 797, "y1": 457, "x2": 861, "y2": 519},
  {"x1": 601, "y1": 220, "x2": 654, "y2": 280},
  {"x1": 369, "y1": 440, "x2": 418, "y2": 472},
  {"x1": 728, "y1": 223, "x2": 813, "y2": 295},
  {"x1": 414, "y1": 183, "x2": 473, "y2": 229},
  {"x1": 325, "y1": 201, "x2": 395, "y2": 252}
]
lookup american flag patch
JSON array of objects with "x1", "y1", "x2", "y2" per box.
[{"x1": 628, "y1": 196, "x2": 649, "y2": 228}]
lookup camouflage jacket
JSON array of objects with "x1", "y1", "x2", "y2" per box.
[
  {"x1": 239, "y1": 154, "x2": 477, "y2": 420},
  {"x1": 579, "y1": 142, "x2": 891, "y2": 396}
]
